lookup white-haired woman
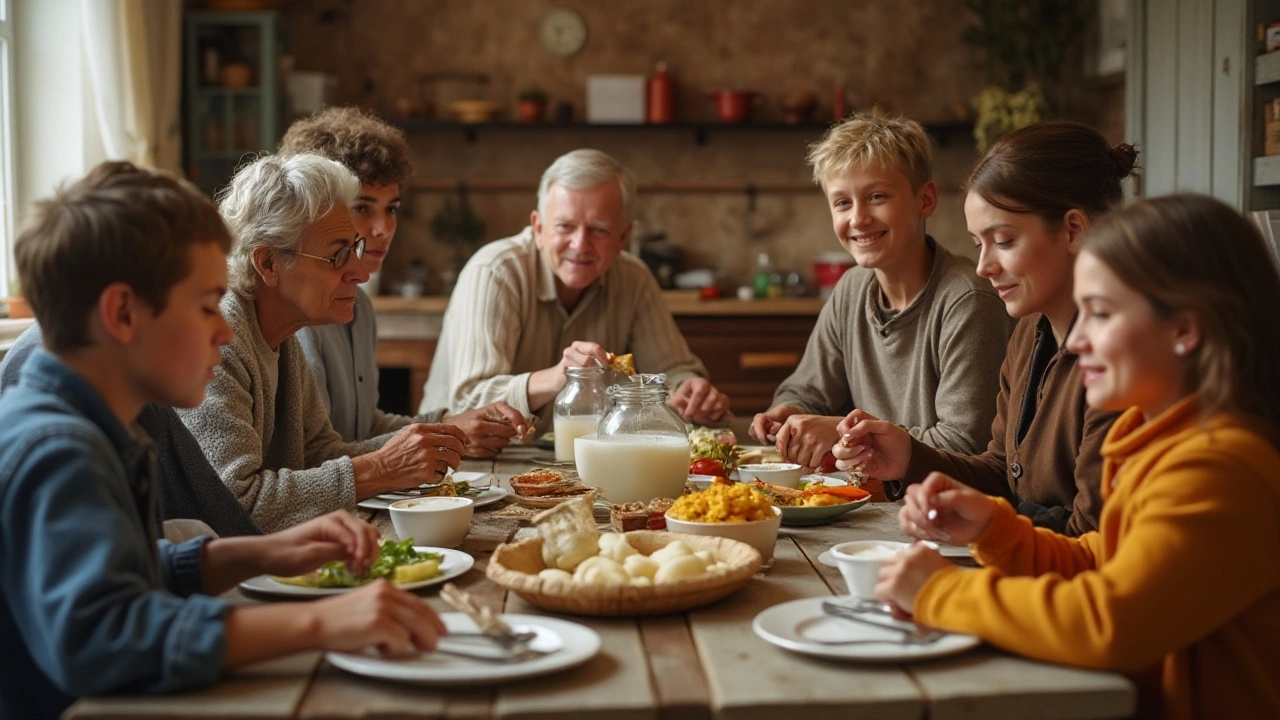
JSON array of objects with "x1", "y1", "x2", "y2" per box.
[{"x1": 179, "y1": 153, "x2": 465, "y2": 532}]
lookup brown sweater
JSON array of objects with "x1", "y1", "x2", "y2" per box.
[{"x1": 897, "y1": 314, "x2": 1118, "y2": 536}]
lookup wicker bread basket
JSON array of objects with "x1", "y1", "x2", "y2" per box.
[{"x1": 487, "y1": 530, "x2": 762, "y2": 616}]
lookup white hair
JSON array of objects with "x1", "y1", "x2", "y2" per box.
[
  {"x1": 536, "y1": 149, "x2": 636, "y2": 222},
  {"x1": 218, "y1": 153, "x2": 360, "y2": 295}
]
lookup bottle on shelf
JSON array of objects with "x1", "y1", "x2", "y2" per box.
[
  {"x1": 752, "y1": 252, "x2": 774, "y2": 299},
  {"x1": 647, "y1": 62, "x2": 675, "y2": 124}
]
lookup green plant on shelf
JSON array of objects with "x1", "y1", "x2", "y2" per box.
[
  {"x1": 517, "y1": 86, "x2": 549, "y2": 103},
  {"x1": 430, "y1": 187, "x2": 487, "y2": 268}
]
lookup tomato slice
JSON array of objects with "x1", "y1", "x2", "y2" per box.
[{"x1": 689, "y1": 458, "x2": 726, "y2": 476}]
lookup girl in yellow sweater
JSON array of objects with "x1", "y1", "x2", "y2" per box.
[{"x1": 861, "y1": 195, "x2": 1280, "y2": 720}]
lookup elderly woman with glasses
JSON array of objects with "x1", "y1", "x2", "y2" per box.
[{"x1": 178, "y1": 153, "x2": 466, "y2": 532}]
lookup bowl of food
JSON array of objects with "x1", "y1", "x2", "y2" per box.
[
  {"x1": 737, "y1": 462, "x2": 804, "y2": 489},
  {"x1": 663, "y1": 483, "x2": 782, "y2": 562},
  {"x1": 449, "y1": 99, "x2": 502, "y2": 123},
  {"x1": 755, "y1": 475, "x2": 872, "y2": 526},
  {"x1": 388, "y1": 496, "x2": 474, "y2": 548}
]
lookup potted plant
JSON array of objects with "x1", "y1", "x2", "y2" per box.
[
  {"x1": 517, "y1": 87, "x2": 548, "y2": 123},
  {"x1": 962, "y1": 0, "x2": 1088, "y2": 151},
  {"x1": 6, "y1": 280, "x2": 32, "y2": 319},
  {"x1": 430, "y1": 186, "x2": 487, "y2": 273}
]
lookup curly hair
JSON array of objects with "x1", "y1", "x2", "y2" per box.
[{"x1": 278, "y1": 106, "x2": 413, "y2": 187}]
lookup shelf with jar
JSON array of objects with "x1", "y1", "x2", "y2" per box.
[{"x1": 183, "y1": 10, "x2": 282, "y2": 196}]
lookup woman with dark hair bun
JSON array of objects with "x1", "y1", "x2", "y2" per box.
[
  {"x1": 878, "y1": 194, "x2": 1280, "y2": 719},
  {"x1": 833, "y1": 121, "x2": 1138, "y2": 535}
]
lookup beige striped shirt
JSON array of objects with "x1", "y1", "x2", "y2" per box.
[{"x1": 421, "y1": 227, "x2": 707, "y2": 426}]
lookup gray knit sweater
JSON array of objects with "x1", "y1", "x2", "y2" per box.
[
  {"x1": 771, "y1": 240, "x2": 1014, "y2": 455},
  {"x1": 177, "y1": 290, "x2": 387, "y2": 532}
]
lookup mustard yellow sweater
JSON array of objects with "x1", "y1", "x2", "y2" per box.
[{"x1": 915, "y1": 397, "x2": 1280, "y2": 720}]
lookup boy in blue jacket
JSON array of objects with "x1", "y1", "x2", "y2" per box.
[{"x1": 0, "y1": 162, "x2": 445, "y2": 720}]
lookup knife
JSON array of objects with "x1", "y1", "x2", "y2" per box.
[{"x1": 820, "y1": 600, "x2": 945, "y2": 642}]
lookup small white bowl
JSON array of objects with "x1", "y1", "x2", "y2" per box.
[
  {"x1": 664, "y1": 507, "x2": 782, "y2": 563},
  {"x1": 738, "y1": 462, "x2": 804, "y2": 489},
  {"x1": 388, "y1": 496, "x2": 474, "y2": 548},
  {"x1": 829, "y1": 540, "x2": 910, "y2": 599}
]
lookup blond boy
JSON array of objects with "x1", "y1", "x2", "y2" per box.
[{"x1": 750, "y1": 112, "x2": 1011, "y2": 470}]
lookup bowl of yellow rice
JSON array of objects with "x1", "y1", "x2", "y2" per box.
[{"x1": 665, "y1": 484, "x2": 781, "y2": 563}]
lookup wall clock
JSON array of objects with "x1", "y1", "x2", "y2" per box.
[{"x1": 540, "y1": 8, "x2": 587, "y2": 57}]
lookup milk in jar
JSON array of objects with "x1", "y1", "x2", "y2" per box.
[
  {"x1": 551, "y1": 365, "x2": 608, "y2": 462},
  {"x1": 574, "y1": 434, "x2": 691, "y2": 503},
  {"x1": 553, "y1": 414, "x2": 601, "y2": 461}
]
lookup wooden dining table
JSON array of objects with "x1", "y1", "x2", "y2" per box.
[{"x1": 66, "y1": 445, "x2": 1136, "y2": 720}]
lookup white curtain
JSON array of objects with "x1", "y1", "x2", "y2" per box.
[{"x1": 79, "y1": 0, "x2": 182, "y2": 172}]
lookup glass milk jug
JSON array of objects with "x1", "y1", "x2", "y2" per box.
[
  {"x1": 552, "y1": 366, "x2": 607, "y2": 461},
  {"x1": 574, "y1": 374, "x2": 690, "y2": 503}
]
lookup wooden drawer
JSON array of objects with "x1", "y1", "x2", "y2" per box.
[{"x1": 676, "y1": 316, "x2": 816, "y2": 417}]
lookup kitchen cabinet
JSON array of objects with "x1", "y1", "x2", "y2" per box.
[{"x1": 183, "y1": 10, "x2": 282, "y2": 196}]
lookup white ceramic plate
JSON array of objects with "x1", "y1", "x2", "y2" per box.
[
  {"x1": 358, "y1": 472, "x2": 508, "y2": 511},
  {"x1": 239, "y1": 547, "x2": 474, "y2": 598},
  {"x1": 327, "y1": 612, "x2": 601, "y2": 685},
  {"x1": 752, "y1": 596, "x2": 980, "y2": 662}
]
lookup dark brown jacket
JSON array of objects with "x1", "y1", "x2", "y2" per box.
[{"x1": 895, "y1": 314, "x2": 1117, "y2": 536}]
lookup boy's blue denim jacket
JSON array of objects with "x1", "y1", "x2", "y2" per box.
[{"x1": 0, "y1": 351, "x2": 228, "y2": 720}]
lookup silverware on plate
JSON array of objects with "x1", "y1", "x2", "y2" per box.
[{"x1": 819, "y1": 600, "x2": 945, "y2": 644}]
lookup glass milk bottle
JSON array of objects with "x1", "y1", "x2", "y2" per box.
[
  {"x1": 552, "y1": 366, "x2": 607, "y2": 461},
  {"x1": 574, "y1": 374, "x2": 691, "y2": 503}
]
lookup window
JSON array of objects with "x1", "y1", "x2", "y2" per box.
[{"x1": 0, "y1": 0, "x2": 14, "y2": 297}]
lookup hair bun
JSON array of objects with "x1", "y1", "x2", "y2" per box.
[{"x1": 1111, "y1": 143, "x2": 1140, "y2": 179}]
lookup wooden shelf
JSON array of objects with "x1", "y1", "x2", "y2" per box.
[{"x1": 393, "y1": 118, "x2": 973, "y2": 147}]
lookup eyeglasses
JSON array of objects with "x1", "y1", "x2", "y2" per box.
[{"x1": 290, "y1": 236, "x2": 366, "y2": 270}]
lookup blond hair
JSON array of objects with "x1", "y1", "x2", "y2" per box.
[{"x1": 806, "y1": 110, "x2": 934, "y2": 190}]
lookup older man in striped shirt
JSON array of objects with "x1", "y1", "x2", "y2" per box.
[{"x1": 422, "y1": 149, "x2": 730, "y2": 429}]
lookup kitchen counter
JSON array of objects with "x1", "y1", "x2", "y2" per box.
[
  {"x1": 370, "y1": 293, "x2": 825, "y2": 416},
  {"x1": 370, "y1": 293, "x2": 826, "y2": 318}
]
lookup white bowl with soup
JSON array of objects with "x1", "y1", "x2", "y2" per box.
[
  {"x1": 388, "y1": 496, "x2": 474, "y2": 548},
  {"x1": 829, "y1": 540, "x2": 910, "y2": 599},
  {"x1": 738, "y1": 462, "x2": 804, "y2": 488}
]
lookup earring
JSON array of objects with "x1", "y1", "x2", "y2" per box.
[{"x1": 1174, "y1": 342, "x2": 1186, "y2": 356}]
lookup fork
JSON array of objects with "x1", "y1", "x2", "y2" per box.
[
  {"x1": 820, "y1": 600, "x2": 945, "y2": 644},
  {"x1": 431, "y1": 644, "x2": 550, "y2": 664}
]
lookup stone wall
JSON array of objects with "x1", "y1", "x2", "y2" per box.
[{"x1": 279, "y1": 0, "x2": 1115, "y2": 294}]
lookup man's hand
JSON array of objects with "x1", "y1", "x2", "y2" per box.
[
  {"x1": 443, "y1": 402, "x2": 527, "y2": 457},
  {"x1": 774, "y1": 414, "x2": 842, "y2": 469},
  {"x1": 527, "y1": 341, "x2": 611, "y2": 411},
  {"x1": 749, "y1": 405, "x2": 800, "y2": 445},
  {"x1": 669, "y1": 378, "x2": 730, "y2": 424}
]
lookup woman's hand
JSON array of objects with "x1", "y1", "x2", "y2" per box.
[
  {"x1": 308, "y1": 580, "x2": 447, "y2": 656},
  {"x1": 830, "y1": 409, "x2": 912, "y2": 480},
  {"x1": 443, "y1": 402, "x2": 527, "y2": 458},
  {"x1": 260, "y1": 510, "x2": 381, "y2": 577},
  {"x1": 354, "y1": 423, "x2": 467, "y2": 498},
  {"x1": 875, "y1": 543, "x2": 954, "y2": 615},
  {"x1": 775, "y1": 414, "x2": 842, "y2": 469},
  {"x1": 899, "y1": 472, "x2": 997, "y2": 545}
]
